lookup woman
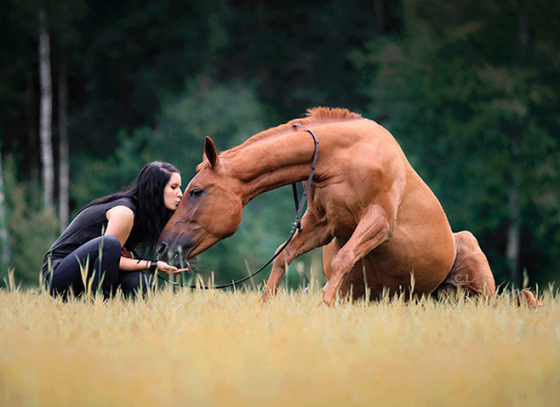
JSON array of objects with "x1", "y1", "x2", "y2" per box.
[{"x1": 42, "y1": 161, "x2": 185, "y2": 299}]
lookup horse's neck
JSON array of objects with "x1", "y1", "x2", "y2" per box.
[{"x1": 226, "y1": 131, "x2": 317, "y2": 203}]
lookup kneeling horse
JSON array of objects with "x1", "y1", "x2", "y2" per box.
[{"x1": 157, "y1": 107, "x2": 530, "y2": 305}]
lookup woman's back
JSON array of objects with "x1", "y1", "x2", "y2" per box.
[{"x1": 42, "y1": 197, "x2": 139, "y2": 276}]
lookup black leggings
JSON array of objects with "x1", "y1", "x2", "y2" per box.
[{"x1": 44, "y1": 235, "x2": 153, "y2": 298}]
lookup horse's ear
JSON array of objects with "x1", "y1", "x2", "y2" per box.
[{"x1": 204, "y1": 136, "x2": 218, "y2": 168}]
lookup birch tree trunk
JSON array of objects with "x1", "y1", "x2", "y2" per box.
[
  {"x1": 58, "y1": 54, "x2": 69, "y2": 231},
  {"x1": 38, "y1": 7, "x2": 54, "y2": 208},
  {"x1": 506, "y1": 159, "x2": 521, "y2": 286},
  {"x1": 505, "y1": 3, "x2": 529, "y2": 287},
  {"x1": 0, "y1": 150, "x2": 10, "y2": 267},
  {"x1": 26, "y1": 75, "x2": 41, "y2": 206}
]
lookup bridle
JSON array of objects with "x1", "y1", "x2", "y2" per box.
[{"x1": 154, "y1": 123, "x2": 319, "y2": 290}]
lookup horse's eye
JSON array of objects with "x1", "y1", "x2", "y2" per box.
[{"x1": 189, "y1": 188, "x2": 204, "y2": 198}]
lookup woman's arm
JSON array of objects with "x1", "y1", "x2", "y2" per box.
[
  {"x1": 105, "y1": 205, "x2": 183, "y2": 274},
  {"x1": 105, "y1": 205, "x2": 134, "y2": 246},
  {"x1": 119, "y1": 257, "x2": 182, "y2": 274}
]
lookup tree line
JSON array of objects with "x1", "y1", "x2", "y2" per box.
[{"x1": 1, "y1": 0, "x2": 559, "y2": 289}]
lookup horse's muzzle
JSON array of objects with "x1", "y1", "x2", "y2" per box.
[{"x1": 157, "y1": 237, "x2": 193, "y2": 266}]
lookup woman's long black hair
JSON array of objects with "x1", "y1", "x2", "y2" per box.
[{"x1": 81, "y1": 162, "x2": 180, "y2": 255}]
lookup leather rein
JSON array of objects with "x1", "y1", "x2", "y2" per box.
[{"x1": 155, "y1": 123, "x2": 319, "y2": 290}]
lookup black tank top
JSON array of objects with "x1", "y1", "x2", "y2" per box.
[{"x1": 41, "y1": 197, "x2": 141, "y2": 276}]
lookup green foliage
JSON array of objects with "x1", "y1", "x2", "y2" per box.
[
  {"x1": 1, "y1": 156, "x2": 58, "y2": 286},
  {"x1": 71, "y1": 127, "x2": 157, "y2": 212},
  {"x1": 155, "y1": 76, "x2": 268, "y2": 175}
]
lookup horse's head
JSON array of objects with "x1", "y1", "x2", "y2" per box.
[{"x1": 157, "y1": 137, "x2": 243, "y2": 264}]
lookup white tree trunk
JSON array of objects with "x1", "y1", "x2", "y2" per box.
[
  {"x1": 0, "y1": 151, "x2": 10, "y2": 266},
  {"x1": 26, "y1": 75, "x2": 41, "y2": 205},
  {"x1": 58, "y1": 54, "x2": 70, "y2": 231},
  {"x1": 506, "y1": 184, "x2": 520, "y2": 286},
  {"x1": 38, "y1": 7, "x2": 54, "y2": 208},
  {"x1": 505, "y1": 5, "x2": 529, "y2": 287}
]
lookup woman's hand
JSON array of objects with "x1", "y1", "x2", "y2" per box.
[
  {"x1": 156, "y1": 261, "x2": 188, "y2": 275},
  {"x1": 121, "y1": 247, "x2": 133, "y2": 258}
]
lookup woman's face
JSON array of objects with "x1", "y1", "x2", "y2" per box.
[{"x1": 163, "y1": 172, "x2": 183, "y2": 210}]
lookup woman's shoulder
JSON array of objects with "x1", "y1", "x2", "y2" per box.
[
  {"x1": 103, "y1": 196, "x2": 137, "y2": 213},
  {"x1": 106, "y1": 204, "x2": 134, "y2": 218}
]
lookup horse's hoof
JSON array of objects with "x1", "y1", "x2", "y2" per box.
[
  {"x1": 322, "y1": 293, "x2": 334, "y2": 306},
  {"x1": 516, "y1": 289, "x2": 546, "y2": 309}
]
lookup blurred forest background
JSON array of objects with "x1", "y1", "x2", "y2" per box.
[{"x1": 1, "y1": 0, "x2": 559, "y2": 290}]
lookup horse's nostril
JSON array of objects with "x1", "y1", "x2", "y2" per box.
[{"x1": 157, "y1": 242, "x2": 168, "y2": 259}]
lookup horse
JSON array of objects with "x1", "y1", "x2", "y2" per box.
[{"x1": 157, "y1": 107, "x2": 538, "y2": 306}]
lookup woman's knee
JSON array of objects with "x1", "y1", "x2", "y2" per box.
[
  {"x1": 100, "y1": 235, "x2": 121, "y2": 253},
  {"x1": 93, "y1": 235, "x2": 122, "y2": 267}
]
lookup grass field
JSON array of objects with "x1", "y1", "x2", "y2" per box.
[{"x1": 1, "y1": 278, "x2": 559, "y2": 406}]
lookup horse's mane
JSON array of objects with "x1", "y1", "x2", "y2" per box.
[
  {"x1": 293, "y1": 106, "x2": 363, "y2": 126},
  {"x1": 221, "y1": 107, "x2": 364, "y2": 157}
]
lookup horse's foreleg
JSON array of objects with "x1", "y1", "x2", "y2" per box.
[
  {"x1": 322, "y1": 205, "x2": 392, "y2": 306},
  {"x1": 321, "y1": 238, "x2": 340, "y2": 282},
  {"x1": 513, "y1": 290, "x2": 545, "y2": 308},
  {"x1": 261, "y1": 210, "x2": 332, "y2": 302}
]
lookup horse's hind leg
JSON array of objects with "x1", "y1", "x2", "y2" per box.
[
  {"x1": 437, "y1": 231, "x2": 545, "y2": 308},
  {"x1": 436, "y1": 231, "x2": 496, "y2": 298}
]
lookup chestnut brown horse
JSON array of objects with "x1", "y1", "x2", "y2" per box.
[{"x1": 158, "y1": 107, "x2": 534, "y2": 305}]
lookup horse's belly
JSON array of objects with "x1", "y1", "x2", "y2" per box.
[
  {"x1": 365, "y1": 228, "x2": 456, "y2": 294},
  {"x1": 338, "y1": 225, "x2": 456, "y2": 298}
]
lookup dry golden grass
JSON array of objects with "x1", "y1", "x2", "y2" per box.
[{"x1": 1, "y1": 280, "x2": 559, "y2": 407}]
